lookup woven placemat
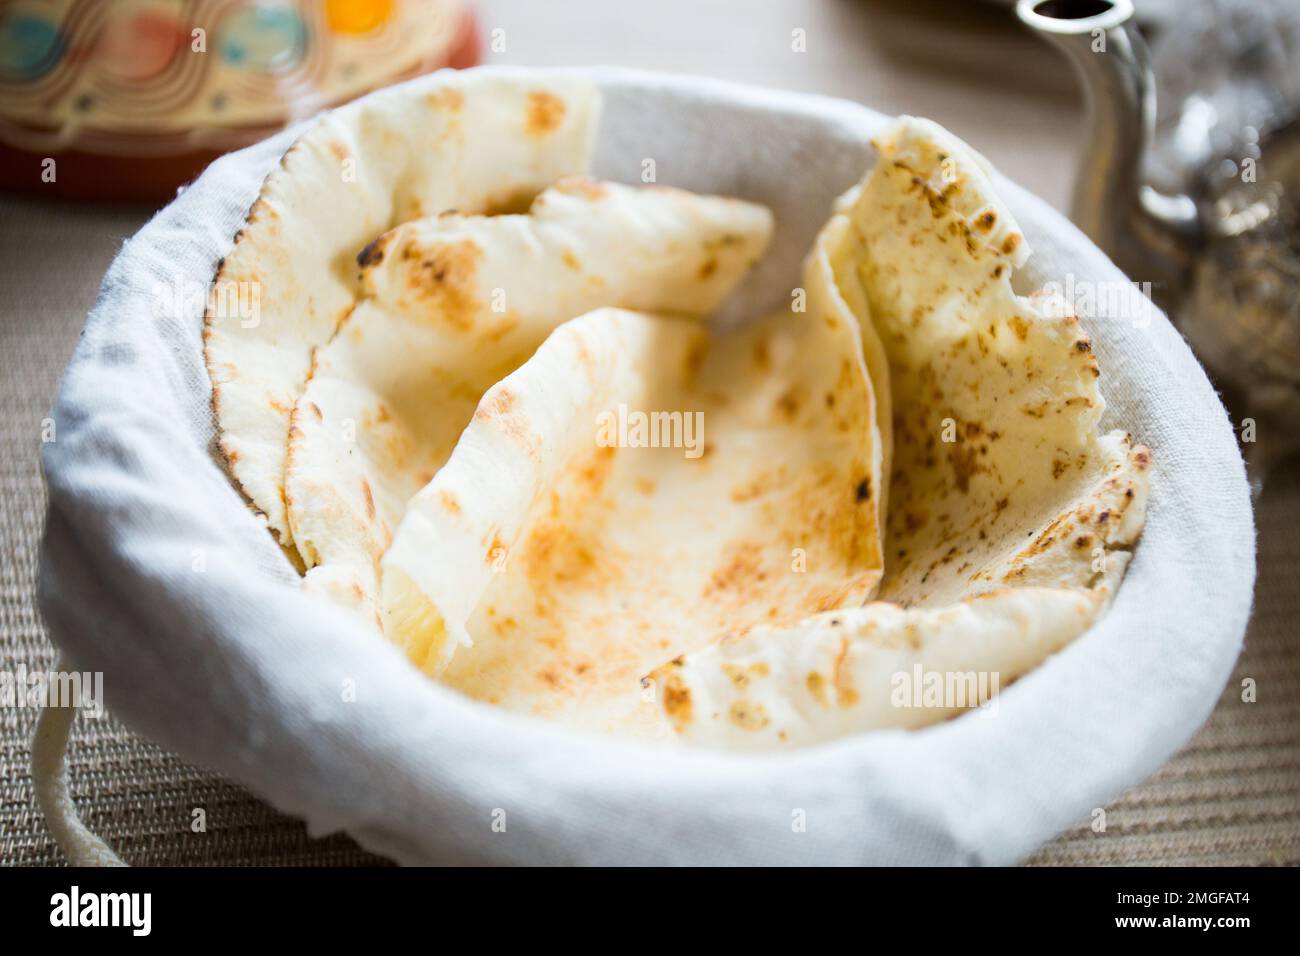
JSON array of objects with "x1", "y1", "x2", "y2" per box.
[{"x1": 1, "y1": 194, "x2": 1296, "y2": 867}]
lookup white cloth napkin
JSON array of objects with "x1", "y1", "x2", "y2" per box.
[{"x1": 38, "y1": 67, "x2": 1255, "y2": 865}]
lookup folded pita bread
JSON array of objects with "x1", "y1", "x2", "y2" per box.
[
  {"x1": 205, "y1": 72, "x2": 601, "y2": 552},
  {"x1": 647, "y1": 117, "x2": 1150, "y2": 748},
  {"x1": 381, "y1": 299, "x2": 885, "y2": 734},
  {"x1": 289, "y1": 179, "x2": 774, "y2": 623}
]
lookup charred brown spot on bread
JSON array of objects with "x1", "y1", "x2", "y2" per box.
[
  {"x1": 1024, "y1": 512, "x2": 1074, "y2": 558},
  {"x1": 683, "y1": 334, "x2": 709, "y2": 383},
  {"x1": 477, "y1": 387, "x2": 515, "y2": 418},
  {"x1": 728, "y1": 700, "x2": 770, "y2": 731},
  {"x1": 360, "y1": 478, "x2": 376, "y2": 520},
  {"x1": 706, "y1": 540, "x2": 769, "y2": 597},
  {"x1": 975, "y1": 209, "x2": 997, "y2": 233},
  {"x1": 1001, "y1": 233, "x2": 1021, "y2": 256},
  {"x1": 948, "y1": 442, "x2": 979, "y2": 493},
  {"x1": 776, "y1": 385, "x2": 804, "y2": 421},
  {"x1": 243, "y1": 192, "x2": 278, "y2": 229},
  {"x1": 426, "y1": 87, "x2": 464, "y2": 112},
  {"x1": 479, "y1": 311, "x2": 521, "y2": 345},
  {"x1": 1009, "y1": 315, "x2": 1031, "y2": 341},
  {"x1": 576, "y1": 445, "x2": 616, "y2": 492},
  {"x1": 901, "y1": 509, "x2": 929, "y2": 534},
  {"x1": 832, "y1": 635, "x2": 859, "y2": 706},
  {"x1": 806, "y1": 671, "x2": 830, "y2": 707},
  {"x1": 730, "y1": 467, "x2": 786, "y2": 504},
  {"x1": 526, "y1": 90, "x2": 567, "y2": 136},
  {"x1": 661, "y1": 674, "x2": 693, "y2": 730},
  {"x1": 474, "y1": 386, "x2": 540, "y2": 460},
  {"x1": 329, "y1": 303, "x2": 356, "y2": 340},
  {"x1": 307, "y1": 402, "x2": 323, "y2": 421},
  {"x1": 439, "y1": 489, "x2": 461, "y2": 515},
  {"x1": 722, "y1": 661, "x2": 768, "y2": 689},
  {"x1": 698, "y1": 257, "x2": 718, "y2": 280},
  {"x1": 357, "y1": 237, "x2": 387, "y2": 269},
  {"x1": 404, "y1": 238, "x2": 484, "y2": 329},
  {"x1": 517, "y1": 493, "x2": 614, "y2": 608},
  {"x1": 856, "y1": 477, "x2": 871, "y2": 503},
  {"x1": 553, "y1": 177, "x2": 607, "y2": 201}
]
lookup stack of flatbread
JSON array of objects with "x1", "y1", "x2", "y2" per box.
[{"x1": 207, "y1": 73, "x2": 1149, "y2": 750}]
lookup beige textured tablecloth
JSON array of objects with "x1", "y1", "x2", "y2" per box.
[{"x1": 3, "y1": 0, "x2": 1297, "y2": 866}]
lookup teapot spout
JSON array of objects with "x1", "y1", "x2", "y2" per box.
[{"x1": 1016, "y1": 0, "x2": 1199, "y2": 307}]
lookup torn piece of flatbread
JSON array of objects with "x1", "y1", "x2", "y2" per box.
[
  {"x1": 381, "y1": 301, "x2": 885, "y2": 735},
  {"x1": 647, "y1": 116, "x2": 1150, "y2": 749},
  {"x1": 205, "y1": 72, "x2": 600, "y2": 551},
  {"x1": 289, "y1": 180, "x2": 774, "y2": 624}
]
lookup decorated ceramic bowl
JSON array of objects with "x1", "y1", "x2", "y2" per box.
[{"x1": 0, "y1": 0, "x2": 479, "y2": 200}]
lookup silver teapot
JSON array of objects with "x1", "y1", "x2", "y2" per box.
[{"x1": 1017, "y1": 0, "x2": 1300, "y2": 491}]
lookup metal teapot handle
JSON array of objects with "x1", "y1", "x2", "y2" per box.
[{"x1": 1016, "y1": 0, "x2": 1200, "y2": 307}]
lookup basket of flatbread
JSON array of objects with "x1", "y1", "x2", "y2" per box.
[{"x1": 37, "y1": 67, "x2": 1255, "y2": 865}]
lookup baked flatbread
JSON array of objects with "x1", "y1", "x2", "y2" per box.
[
  {"x1": 288, "y1": 179, "x2": 774, "y2": 623},
  {"x1": 381, "y1": 298, "x2": 885, "y2": 733},
  {"x1": 646, "y1": 117, "x2": 1150, "y2": 748},
  {"x1": 208, "y1": 83, "x2": 1150, "y2": 752},
  {"x1": 205, "y1": 72, "x2": 601, "y2": 551}
]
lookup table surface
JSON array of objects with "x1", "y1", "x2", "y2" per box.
[{"x1": 2, "y1": 0, "x2": 1297, "y2": 866}]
